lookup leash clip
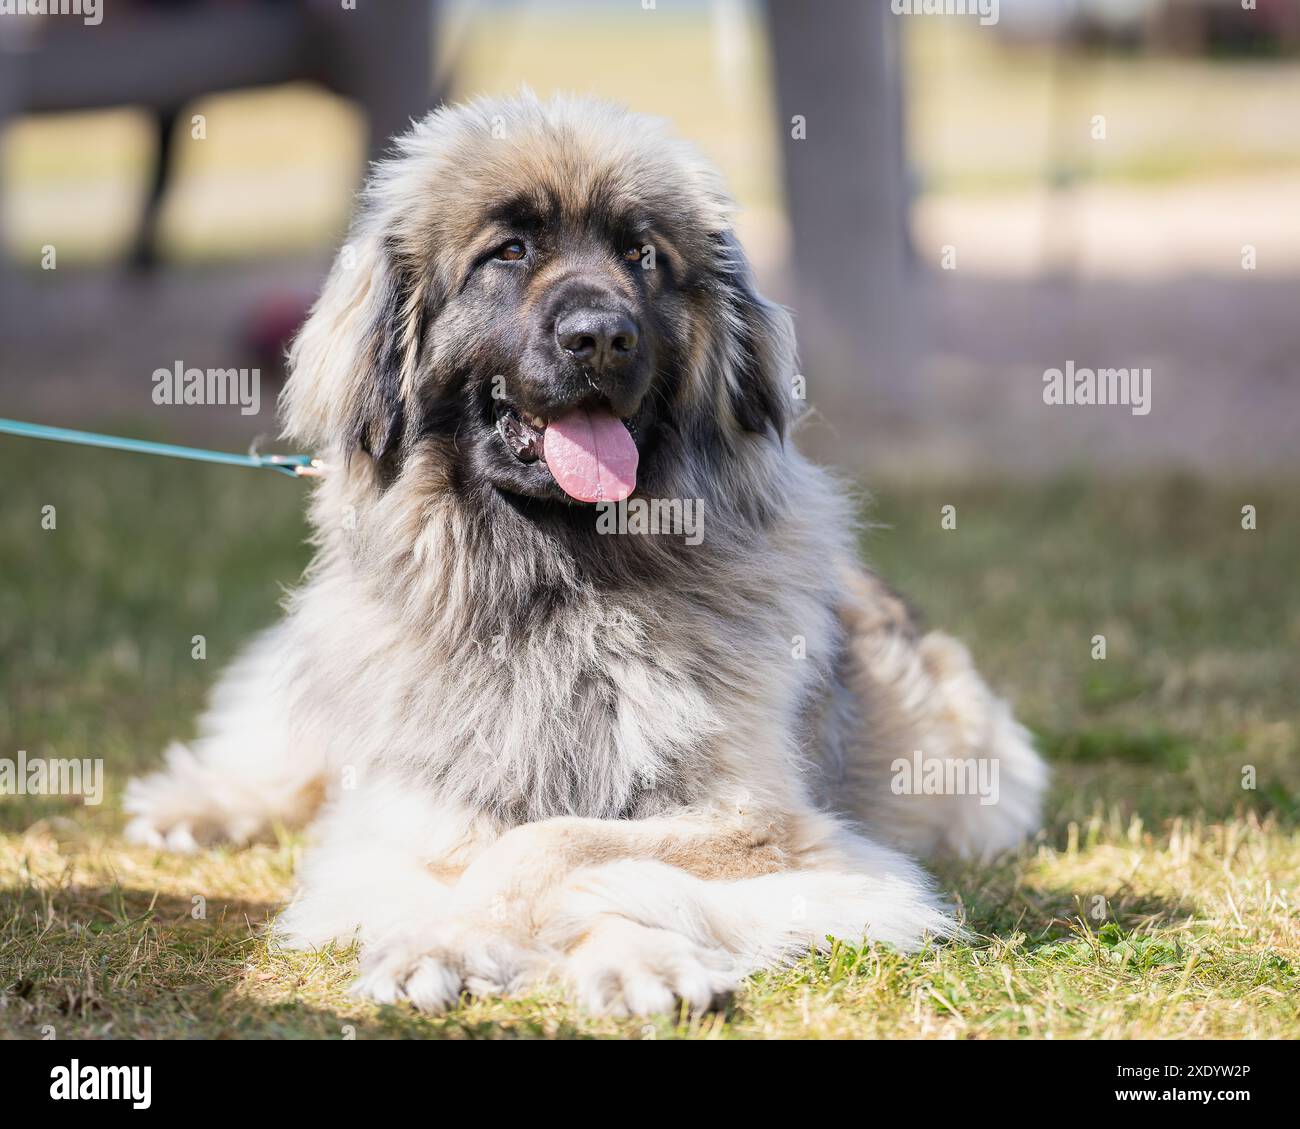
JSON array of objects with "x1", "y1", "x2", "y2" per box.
[
  {"x1": 293, "y1": 459, "x2": 326, "y2": 479},
  {"x1": 249, "y1": 442, "x2": 326, "y2": 479}
]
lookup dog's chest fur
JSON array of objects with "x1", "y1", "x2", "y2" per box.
[
  {"x1": 286, "y1": 456, "x2": 852, "y2": 827},
  {"x1": 289, "y1": 561, "x2": 832, "y2": 826}
]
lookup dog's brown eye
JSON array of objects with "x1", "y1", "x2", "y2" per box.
[
  {"x1": 496, "y1": 240, "x2": 527, "y2": 261},
  {"x1": 622, "y1": 245, "x2": 642, "y2": 263}
]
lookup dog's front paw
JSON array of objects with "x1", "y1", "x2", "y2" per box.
[
  {"x1": 566, "y1": 918, "x2": 739, "y2": 1017},
  {"x1": 123, "y1": 813, "x2": 202, "y2": 854},
  {"x1": 352, "y1": 927, "x2": 545, "y2": 1013}
]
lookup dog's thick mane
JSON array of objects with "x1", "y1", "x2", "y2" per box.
[{"x1": 279, "y1": 433, "x2": 856, "y2": 824}]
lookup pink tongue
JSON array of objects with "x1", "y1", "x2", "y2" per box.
[{"x1": 543, "y1": 408, "x2": 638, "y2": 503}]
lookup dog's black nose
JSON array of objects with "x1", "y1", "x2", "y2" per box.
[{"x1": 556, "y1": 309, "x2": 639, "y2": 375}]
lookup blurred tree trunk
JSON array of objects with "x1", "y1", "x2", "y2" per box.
[{"x1": 764, "y1": 0, "x2": 916, "y2": 437}]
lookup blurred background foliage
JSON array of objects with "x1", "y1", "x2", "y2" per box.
[{"x1": 5, "y1": 3, "x2": 1300, "y2": 267}]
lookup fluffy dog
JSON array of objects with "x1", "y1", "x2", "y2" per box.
[{"x1": 125, "y1": 93, "x2": 1046, "y2": 1016}]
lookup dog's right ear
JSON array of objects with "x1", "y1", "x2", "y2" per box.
[
  {"x1": 713, "y1": 231, "x2": 794, "y2": 442},
  {"x1": 280, "y1": 228, "x2": 428, "y2": 465}
]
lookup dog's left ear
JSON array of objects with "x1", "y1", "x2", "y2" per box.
[
  {"x1": 280, "y1": 226, "x2": 429, "y2": 466},
  {"x1": 715, "y1": 231, "x2": 794, "y2": 441}
]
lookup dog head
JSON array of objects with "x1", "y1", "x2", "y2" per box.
[{"x1": 281, "y1": 93, "x2": 795, "y2": 514}]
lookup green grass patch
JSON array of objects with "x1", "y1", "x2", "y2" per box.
[{"x1": 1, "y1": 442, "x2": 1297, "y2": 1038}]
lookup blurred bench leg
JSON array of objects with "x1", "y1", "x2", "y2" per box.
[{"x1": 129, "y1": 106, "x2": 179, "y2": 273}]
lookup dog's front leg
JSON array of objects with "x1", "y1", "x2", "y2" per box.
[
  {"x1": 272, "y1": 771, "x2": 544, "y2": 1011},
  {"x1": 350, "y1": 805, "x2": 771, "y2": 1012}
]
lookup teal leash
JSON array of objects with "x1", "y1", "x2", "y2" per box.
[{"x1": 0, "y1": 417, "x2": 323, "y2": 478}]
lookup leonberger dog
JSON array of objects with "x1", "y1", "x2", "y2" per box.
[{"x1": 126, "y1": 93, "x2": 1045, "y2": 1016}]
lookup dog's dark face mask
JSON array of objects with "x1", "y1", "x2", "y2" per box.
[
  {"x1": 375, "y1": 210, "x2": 788, "y2": 518},
  {"x1": 419, "y1": 193, "x2": 691, "y2": 508}
]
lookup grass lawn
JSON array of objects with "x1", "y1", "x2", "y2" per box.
[{"x1": 1, "y1": 442, "x2": 1297, "y2": 1039}]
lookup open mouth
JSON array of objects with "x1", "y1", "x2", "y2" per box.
[{"x1": 494, "y1": 401, "x2": 639, "y2": 503}]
